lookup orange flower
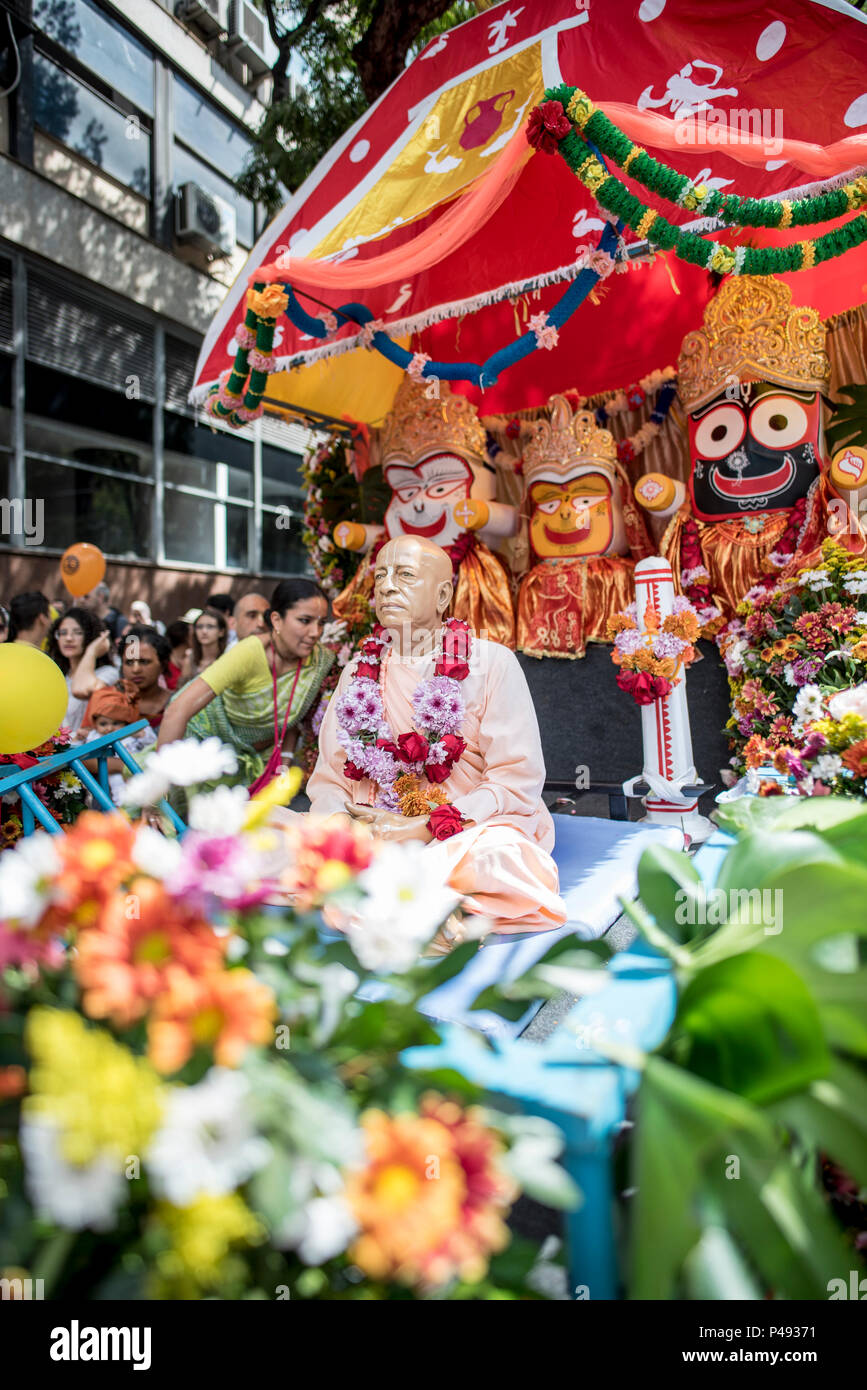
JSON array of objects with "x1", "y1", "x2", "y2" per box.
[
  {"x1": 247, "y1": 284, "x2": 289, "y2": 320},
  {"x1": 743, "y1": 734, "x2": 772, "y2": 769},
  {"x1": 346, "y1": 1096, "x2": 514, "y2": 1288},
  {"x1": 663, "y1": 610, "x2": 700, "y2": 642},
  {"x1": 74, "y1": 877, "x2": 225, "y2": 1028},
  {"x1": 0, "y1": 1065, "x2": 26, "y2": 1099},
  {"x1": 606, "y1": 614, "x2": 637, "y2": 637},
  {"x1": 841, "y1": 738, "x2": 867, "y2": 778},
  {"x1": 147, "y1": 965, "x2": 276, "y2": 1075},
  {"x1": 281, "y1": 816, "x2": 375, "y2": 908},
  {"x1": 52, "y1": 812, "x2": 137, "y2": 928},
  {"x1": 643, "y1": 605, "x2": 660, "y2": 634}
]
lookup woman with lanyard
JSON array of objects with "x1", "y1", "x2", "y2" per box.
[{"x1": 156, "y1": 578, "x2": 333, "y2": 790}]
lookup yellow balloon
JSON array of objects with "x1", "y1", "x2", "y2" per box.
[{"x1": 0, "y1": 644, "x2": 69, "y2": 754}]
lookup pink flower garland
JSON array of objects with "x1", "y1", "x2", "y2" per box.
[{"x1": 334, "y1": 620, "x2": 472, "y2": 810}]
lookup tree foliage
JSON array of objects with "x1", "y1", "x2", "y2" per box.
[{"x1": 239, "y1": 1, "x2": 479, "y2": 214}]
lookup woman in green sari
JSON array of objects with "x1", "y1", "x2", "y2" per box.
[{"x1": 157, "y1": 578, "x2": 333, "y2": 788}]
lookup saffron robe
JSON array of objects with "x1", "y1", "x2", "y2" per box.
[{"x1": 307, "y1": 636, "x2": 566, "y2": 934}]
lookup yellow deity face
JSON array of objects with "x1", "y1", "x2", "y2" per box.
[{"x1": 528, "y1": 473, "x2": 614, "y2": 559}]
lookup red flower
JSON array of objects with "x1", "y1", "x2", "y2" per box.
[
  {"x1": 344, "y1": 759, "x2": 366, "y2": 781},
  {"x1": 627, "y1": 386, "x2": 646, "y2": 409},
  {"x1": 361, "y1": 640, "x2": 382, "y2": 657},
  {"x1": 375, "y1": 738, "x2": 401, "y2": 758},
  {"x1": 355, "y1": 661, "x2": 380, "y2": 680},
  {"x1": 616, "y1": 669, "x2": 670, "y2": 705},
  {"x1": 397, "y1": 732, "x2": 430, "y2": 764},
  {"x1": 505, "y1": 418, "x2": 521, "y2": 439},
  {"x1": 436, "y1": 657, "x2": 470, "y2": 681},
  {"x1": 439, "y1": 734, "x2": 466, "y2": 766},
  {"x1": 617, "y1": 439, "x2": 635, "y2": 464},
  {"x1": 425, "y1": 762, "x2": 453, "y2": 784},
  {"x1": 526, "y1": 101, "x2": 571, "y2": 154},
  {"x1": 427, "y1": 804, "x2": 465, "y2": 841}
]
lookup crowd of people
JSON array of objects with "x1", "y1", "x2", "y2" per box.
[{"x1": 0, "y1": 577, "x2": 335, "y2": 803}]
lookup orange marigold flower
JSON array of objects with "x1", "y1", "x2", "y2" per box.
[
  {"x1": 73, "y1": 877, "x2": 225, "y2": 1029},
  {"x1": 841, "y1": 738, "x2": 867, "y2": 779},
  {"x1": 147, "y1": 965, "x2": 276, "y2": 1075},
  {"x1": 346, "y1": 1096, "x2": 515, "y2": 1289},
  {"x1": 606, "y1": 614, "x2": 637, "y2": 637},
  {"x1": 662, "y1": 611, "x2": 700, "y2": 642},
  {"x1": 743, "y1": 734, "x2": 772, "y2": 769},
  {"x1": 53, "y1": 812, "x2": 137, "y2": 928}
]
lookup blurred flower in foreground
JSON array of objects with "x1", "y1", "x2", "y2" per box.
[
  {"x1": 147, "y1": 965, "x2": 276, "y2": 1074},
  {"x1": 152, "y1": 1193, "x2": 264, "y2": 1298},
  {"x1": 346, "y1": 844, "x2": 461, "y2": 973},
  {"x1": 281, "y1": 816, "x2": 375, "y2": 910},
  {"x1": 345, "y1": 1095, "x2": 515, "y2": 1288},
  {"x1": 119, "y1": 738, "x2": 238, "y2": 808},
  {"x1": 21, "y1": 1008, "x2": 163, "y2": 1230},
  {"x1": 146, "y1": 1068, "x2": 271, "y2": 1206}
]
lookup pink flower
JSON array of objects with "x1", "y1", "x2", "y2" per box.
[
  {"x1": 588, "y1": 250, "x2": 615, "y2": 279},
  {"x1": 320, "y1": 311, "x2": 338, "y2": 336},
  {"x1": 359, "y1": 318, "x2": 384, "y2": 349},
  {"x1": 529, "y1": 313, "x2": 559, "y2": 351},
  {"x1": 407, "y1": 352, "x2": 431, "y2": 380}
]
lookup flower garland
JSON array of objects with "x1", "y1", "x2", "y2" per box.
[
  {"x1": 595, "y1": 366, "x2": 677, "y2": 417},
  {"x1": 535, "y1": 88, "x2": 867, "y2": 230},
  {"x1": 335, "y1": 619, "x2": 472, "y2": 836},
  {"x1": 302, "y1": 434, "x2": 364, "y2": 602},
  {"x1": 1, "y1": 729, "x2": 87, "y2": 851},
  {"x1": 607, "y1": 596, "x2": 703, "y2": 705},
  {"x1": 529, "y1": 90, "x2": 867, "y2": 277},
  {"x1": 203, "y1": 282, "x2": 287, "y2": 427}
]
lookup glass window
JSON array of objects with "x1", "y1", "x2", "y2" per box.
[
  {"x1": 25, "y1": 364, "x2": 153, "y2": 451},
  {"x1": 35, "y1": 0, "x2": 154, "y2": 114},
  {"x1": 163, "y1": 413, "x2": 253, "y2": 498},
  {"x1": 227, "y1": 504, "x2": 250, "y2": 569},
  {"x1": 164, "y1": 489, "x2": 215, "y2": 567},
  {"x1": 173, "y1": 143, "x2": 254, "y2": 248},
  {"x1": 173, "y1": 76, "x2": 253, "y2": 182},
  {"x1": 0, "y1": 366, "x2": 11, "y2": 418},
  {"x1": 26, "y1": 417, "x2": 152, "y2": 480},
  {"x1": 262, "y1": 443, "x2": 304, "y2": 506},
  {"x1": 261, "y1": 507, "x2": 310, "y2": 576},
  {"x1": 0, "y1": 448, "x2": 9, "y2": 502},
  {"x1": 25, "y1": 457, "x2": 152, "y2": 557},
  {"x1": 34, "y1": 54, "x2": 151, "y2": 195}
]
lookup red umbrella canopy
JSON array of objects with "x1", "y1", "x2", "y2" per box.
[{"x1": 193, "y1": 0, "x2": 867, "y2": 425}]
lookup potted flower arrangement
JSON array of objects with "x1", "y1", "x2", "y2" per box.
[
  {"x1": 719, "y1": 539, "x2": 867, "y2": 788},
  {"x1": 0, "y1": 742, "x2": 576, "y2": 1300}
]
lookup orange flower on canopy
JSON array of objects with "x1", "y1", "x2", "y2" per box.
[
  {"x1": 73, "y1": 876, "x2": 225, "y2": 1029},
  {"x1": 345, "y1": 1096, "x2": 515, "y2": 1289},
  {"x1": 52, "y1": 812, "x2": 137, "y2": 928},
  {"x1": 147, "y1": 965, "x2": 276, "y2": 1075},
  {"x1": 841, "y1": 738, "x2": 867, "y2": 778},
  {"x1": 281, "y1": 816, "x2": 375, "y2": 908}
]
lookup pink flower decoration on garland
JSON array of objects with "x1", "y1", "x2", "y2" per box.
[
  {"x1": 588, "y1": 249, "x2": 615, "y2": 279},
  {"x1": 359, "y1": 318, "x2": 384, "y2": 349},
  {"x1": 320, "y1": 311, "x2": 338, "y2": 336},
  {"x1": 234, "y1": 323, "x2": 256, "y2": 349},
  {"x1": 407, "y1": 352, "x2": 431, "y2": 380},
  {"x1": 528, "y1": 313, "x2": 559, "y2": 351},
  {"x1": 248, "y1": 349, "x2": 273, "y2": 373}
]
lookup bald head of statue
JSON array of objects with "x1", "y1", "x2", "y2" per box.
[{"x1": 373, "y1": 535, "x2": 454, "y2": 650}]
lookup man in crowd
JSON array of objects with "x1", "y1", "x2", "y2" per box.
[
  {"x1": 83, "y1": 582, "x2": 126, "y2": 642},
  {"x1": 206, "y1": 592, "x2": 237, "y2": 647},
  {"x1": 7, "y1": 591, "x2": 52, "y2": 647},
  {"x1": 233, "y1": 592, "x2": 270, "y2": 641}
]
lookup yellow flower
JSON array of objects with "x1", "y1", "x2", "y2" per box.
[
  {"x1": 709, "y1": 245, "x2": 736, "y2": 274},
  {"x1": 246, "y1": 284, "x2": 289, "y2": 320},
  {"x1": 24, "y1": 1008, "x2": 163, "y2": 1166},
  {"x1": 243, "y1": 766, "x2": 303, "y2": 830},
  {"x1": 566, "y1": 89, "x2": 595, "y2": 128},
  {"x1": 153, "y1": 1194, "x2": 264, "y2": 1297}
]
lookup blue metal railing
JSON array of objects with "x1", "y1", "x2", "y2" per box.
[{"x1": 0, "y1": 720, "x2": 185, "y2": 835}]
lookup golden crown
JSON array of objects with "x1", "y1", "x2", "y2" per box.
[
  {"x1": 522, "y1": 395, "x2": 619, "y2": 487},
  {"x1": 379, "y1": 377, "x2": 487, "y2": 467},
  {"x1": 678, "y1": 275, "x2": 830, "y2": 413}
]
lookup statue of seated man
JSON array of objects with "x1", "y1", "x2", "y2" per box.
[{"x1": 307, "y1": 534, "x2": 567, "y2": 942}]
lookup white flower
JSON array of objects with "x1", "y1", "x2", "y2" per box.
[
  {"x1": 20, "y1": 1116, "x2": 126, "y2": 1231},
  {"x1": 132, "y1": 824, "x2": 183, "y2": 880},
  {"x1": 321, "y1": 619, "x2": 347, "y2": 647},
  {"x1": 792, "y1": 683, "x2": 825, "y2": 723},
  {"x1": 813, "y1": 753, "x2": 843, "y2": 781},
  {"x1": 0, "y1": 832, "x2": 60, "y2": 926},
  {"x1": 827, "y1": 682, "x2": 867, "y2": 723},
  {"x1": 844, "y1": 576, "x2": 867, "y2": 595},
  {"x1": 296, "y1": 1195, "x2": 359, "y2": 1265},
  {"x1": 855, "y1": 611, "x2": 867, "y2": 626},
  {"x1": 798, "y1": 569, "x2": 832, "y2": 591},
  {"x1": 120, "y1": 738, "x2": 238, "y2": 806},
  {"x1": 188, "y1": 784, "x2": 250, "y2": 836},
  {"x1": 346, "y1": 843, "x2": 460, "y2": 973},
  {"x1": 783, "y1": 664, "x2": 796, "y2": 686},
  {"x1": 146, "y1": 1068, "x2": 271, "y2": 1207},
  {"x1": 722, "y1": 638, "x2": 748, "y2": 676}
]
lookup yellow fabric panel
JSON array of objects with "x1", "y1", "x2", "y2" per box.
[
  {"x1": 264, "y1": 344, "x2": 408, "y2": 427},
  {"x1": 310, "y1": 44, "x2": 544, "y2": 259}
]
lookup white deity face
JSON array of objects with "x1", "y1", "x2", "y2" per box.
[{"x1": 383, "y1": 452, "x2": 474, "y2": 547}]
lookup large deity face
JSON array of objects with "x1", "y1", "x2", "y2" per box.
[
  {"x1": 528, "y1": 472, "x2": 621, "y2": 559},
  {"x1": 688, "y1": 380, "x2": 822, "y2": 521},
  {"x1": 383, "y1": 452, "x2": 474, "y2": 548}
]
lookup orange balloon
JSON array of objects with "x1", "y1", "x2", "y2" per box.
[{"x1": 60, "y1": 543, "x2": 106, "y2": 597}]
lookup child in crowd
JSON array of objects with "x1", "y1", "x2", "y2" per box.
[{"x1": 79, "y1": 682, "x2": 157, "y2": 804}]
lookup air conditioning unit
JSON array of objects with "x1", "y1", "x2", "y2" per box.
[
  {"x1": 175, "y1": 182, "x2": 236, "y2": 258},
  {"x1": 226, "y1": 0, "x2": 274, "y2": 78},
  {"x1": 175, "y1": 0, "x2": 228, "y2": 38}
]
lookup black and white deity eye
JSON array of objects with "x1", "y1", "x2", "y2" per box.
[
  {"x1": 694, "y1": 404, "x2": 747, "y2": 460},
  {"x1": 749, "y1": 395, "x2": 810, "y2": 450}
]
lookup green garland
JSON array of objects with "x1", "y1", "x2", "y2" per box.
[{"x1": 533, "y1": 85, "x2": 867, "y2": 276}]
